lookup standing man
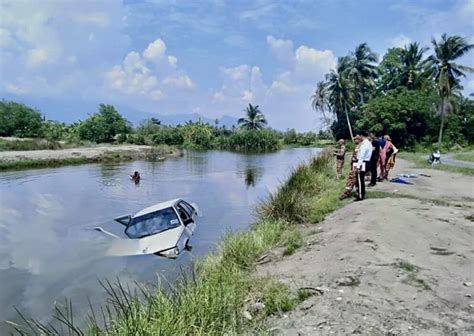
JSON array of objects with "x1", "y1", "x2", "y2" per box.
[
  {"x1": 339, "y1": 135, "x2": 361, "y2": 200},
  {"x1": 355, "y1": 131, "x2": 372, "y2": 201},
  {"x1": 334, "y1": 139, "x2": 346, "y2": 179},
  {"x1": 368, "y1": 133, "x2": 380, "y2": 187}
]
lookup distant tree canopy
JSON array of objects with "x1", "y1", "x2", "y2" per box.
[
  {"x1": 356, "y1": 88, "x2": 437, "y2": 147},
  {"x1": 77, "y1": 104, "x2": 132, "y2": 143},
  {"x1": 0, "y1": 100, "x2": 43, "y2": 137},
  {"x1": 313, "y1": 33, "x2": 474, "y2": 147}
]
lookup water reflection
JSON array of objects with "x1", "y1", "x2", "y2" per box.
[
  {"x1": 243, "y1": 168, "x2": 263, "y2": 188},
  {"x1": 0, "y1": 148, "x2": 320, "y2": 332}
]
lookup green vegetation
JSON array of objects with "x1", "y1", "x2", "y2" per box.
[
  {"x1": 0, "y1": 100, "x2": 43, "y2": 138},
  {"x1": 238, "y1": 104, "x2": 267, "y2": 130},
  {"x1": 283, "y1": 230, "x2": 304, "y2": 256},
  {"x1": 0, "y1": 138, "x2": 62, "y2": 151},
  {"x1": 13, "y1": 151, "x2": 342, "y2": 335},
  {"x1": 399, "y1": 152, "x2": 474, "y2": 175},
  {"x1": 452, "y1": 151, "x2": 474, "y2": 162},
  {"x1": 0, "y1": 101, "x2": 329, "y2": 155},
  {"x1": 77, "y1": 104, "x2": 132, "y2": 143},
  {"x1": 396, "y1": 260, "x2": 431, "y2": 290},
  {"x1": 0, "y1": 145, "x2": 178, "y2": 171},
  {"x1": 312, "y1": 34, "x2": 474, "y2": 149}
]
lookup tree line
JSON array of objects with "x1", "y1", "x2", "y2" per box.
[
  {"x1": 312, "y1": 33, "x2": 474, "y2": 148},
  {"x1": 0, "y1": 101, "x2": 329, "y2": 152}
]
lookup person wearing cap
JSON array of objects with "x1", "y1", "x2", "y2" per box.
[
  {"x1": 334, "y1": 139, "x2": 346, "y2": 179},
  {"x1": 339, "y1": 135, "x2": 361, "y2": 200},
  {"x1": 354, "y1": 131, "x2": 372, "y2": 201}
]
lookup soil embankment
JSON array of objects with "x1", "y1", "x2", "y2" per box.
[
  {"x1": 0, "y1": 144, "x2": 180, "y2": 170},
  {"x1": 259, "y1": 159, "x2": 473, "y2": 335}
]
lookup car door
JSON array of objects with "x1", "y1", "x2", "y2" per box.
[{"x1": 175, "y1": 202, "x2": 194, "y2": 252}]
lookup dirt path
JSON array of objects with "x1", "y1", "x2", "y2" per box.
[
  {"x1": 258, "y1": 159, "x2": 474, "y2": 335},
  {"x1": 0, "y1": 145, "x2": 156, "y2": 162}
]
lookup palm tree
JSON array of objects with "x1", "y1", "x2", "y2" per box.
[
  {"x1": 428, "y1": 34, "x2": 474, "y2": 144},
  {"x1": 398, "y1": 42, "x2": 430, "y2": 90},
  {"x1": 311, "y1": 81, "x2": 333, "y2": 138},
  {"x1": 347, "y1": 43, "x2": 378, "y2": 104},
  {"x1": 326, "y1": 56, "x2": 355, "y2": 141},
  {"x1": 238, "y1": 104, "x2": 267, "y2": 130}
]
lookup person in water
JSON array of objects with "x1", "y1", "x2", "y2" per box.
[{"x1": 131, "y1": 171, "x2": 140, "y2": 184}]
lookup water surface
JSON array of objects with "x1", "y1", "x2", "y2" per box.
[{"x1": 0, "y1": 148, "x2": 320, "y2": 331}]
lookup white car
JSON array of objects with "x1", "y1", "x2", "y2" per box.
[{"x1": 96, "y1": 199, "x2": 200, "y2": 258}]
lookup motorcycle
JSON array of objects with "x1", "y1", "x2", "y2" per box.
[{"x1": 428, "y1": 150, "x2": 441, "y2": 165}]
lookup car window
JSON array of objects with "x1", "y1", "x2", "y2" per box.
[
  {"x1": 177, "y1": 203, "x2": 191, "y2": 221},
  {"x1": 125, "y1": 207, "x2": 180, "y2": 239},
  {"x1": 179, "y1": 201, "x2": 195, "y2": 216}
]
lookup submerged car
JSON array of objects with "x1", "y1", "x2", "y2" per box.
[{"x1": 97, "y1": 199, "x2": 200, "y2": 258}]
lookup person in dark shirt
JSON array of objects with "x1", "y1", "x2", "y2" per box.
[
  {"x1": 131, "y1": 171, "x2": 140, "y2": 184},
  {"x1": 368, "y1": 133, "x2": 380, "y2": 187}
]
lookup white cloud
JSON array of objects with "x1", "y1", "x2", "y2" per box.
[
  {"x1": 294, "y1": 46, "x2": 336, "y2": 75},
  {"x1": 241, "y1": 90, "x2": 254, "y2": 102},
  {"x1": 266, "y1": 35, "x2": 293, "y2": 62},
  {"x1": 104, "y1": 37, "x2": 194, "y2": 101},
  {"x1": 167, "y1": 55, "x2": 178, "y2": 67},
  {"x1": 163, "y1": 75, "x2": 195, "y2": 89},
  {"x1": 391, "y1": 34, "x2": 412, "y2": 48},
  {"x1": 26, "y1": 48, "x2": 52, "y2": 68},
  {"x1": 143, "y1": 38, "x2": 167, "y2": 62},
  {"x1": 72, "y1": 12, "x2": 110, "y2": 27}
]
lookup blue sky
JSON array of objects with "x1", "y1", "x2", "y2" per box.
[{"x1": 0, "y1": 0, "x2": 473, "y2": 130}]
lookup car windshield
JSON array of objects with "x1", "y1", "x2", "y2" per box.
[{"x1": 125, "y1": 207, "x2": 181, "y2": 239}]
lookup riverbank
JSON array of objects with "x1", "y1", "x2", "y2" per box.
[
  {"x1": 0, "y1": 144, "x2": 180, "y2": 170},
  {"x1": 259, "y1": 158, "x2": 474, "y2": 335},
  {"x1": 11, "y1": 153, "x2": 473, "y2": 334},
  {"x1": 11, "y1": 150, "x2": 345, "y2": 334}
]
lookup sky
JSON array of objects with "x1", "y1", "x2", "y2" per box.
[{"x1": 0, "y1": 0, "x2": 473, "y2": 131}]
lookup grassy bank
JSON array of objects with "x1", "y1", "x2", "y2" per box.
[
  {"x1": 12, "y1": 151, "x2": 344, "y2": 335},
  {"x1": 0, "y1": 145, "x2": 180, "y2": 171},
  {"x1": 0, "y1": 138, "x2": 63, "y2": 151},
  {"x1": 452, "y1": 151, "x2": 474, "y2": 163},
  {"x1": 399, "y1": 152, "x2": 474, "y2": 175}
]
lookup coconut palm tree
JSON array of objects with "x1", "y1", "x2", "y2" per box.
[
  {"x1": 399, "y1": 42, "x2": 431, "y2": 90},
  {"x1": 428, "y1": 34, "x2": 474, "y2": 144},
  {"x1": 238, "y1": 104, "x2": 267, "y2": 130},
  {"x1": 326, "y1": 56, "x2": 355, "y2": 141},
  {"x1": 311, "y1": 81, "x2": 333, "y2": 138},
  {"x1": 347, "y1": 43, "x2": 378, "y2": 104}
]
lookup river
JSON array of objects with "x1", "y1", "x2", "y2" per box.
[{"x1": 0, "y1": 148, "x2": 320, "y2": 331}]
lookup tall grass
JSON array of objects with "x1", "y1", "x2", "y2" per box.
[
  {"x1": 11, "y1": 150, "x2": 342, "y2": 335},
  {"x1": 0, "y1": 138, "x2": 62, "y2": 151}
]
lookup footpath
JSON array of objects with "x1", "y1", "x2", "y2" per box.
[{"x1": 259, "y1": 159, "x2": 473, "y2": 335}]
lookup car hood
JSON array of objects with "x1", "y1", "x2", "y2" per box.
[{"x1": 106, "y1": 226, "x2": 184, "y2": 256}]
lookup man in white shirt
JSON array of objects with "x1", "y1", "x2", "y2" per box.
[{"x1": 355, "y1": 131, "x2": 373, "y2": 201}]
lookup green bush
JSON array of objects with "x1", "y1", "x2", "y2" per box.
[
  {"x1": 219, "y1": 129, "x2": 279, "y2": 152},
  {"x1": 0, "y1": 100, "x2": 44, "y2": 137},
  {"x1": 77, "y1": 104, "x2": 132, "y2": 143}
]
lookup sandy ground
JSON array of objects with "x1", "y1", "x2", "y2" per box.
[
  {"x1": 0, "y1": 144, "x2": 155, "y2": 162},
  {"x1": 258, "y1": 159, "x2": 474, "y2": 335}
]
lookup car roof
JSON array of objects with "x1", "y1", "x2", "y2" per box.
[{"x1": 132, "y1": 198, "x2": 181, "y2": 218}]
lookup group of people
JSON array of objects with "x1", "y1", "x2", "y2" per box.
[{"x1": 335, "y1": 132, "x2": 398, "y2": 201}]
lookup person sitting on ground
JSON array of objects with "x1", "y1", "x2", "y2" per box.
[
  {"x1": 131, "y1": 171, "x2": 140, "y2": 184},
  {"x1": 334, "y1": 139, "x2": 346, "y2": 180},
  {"x1": 339, "y1": 135, "x2": 361, "y2": 200}
]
